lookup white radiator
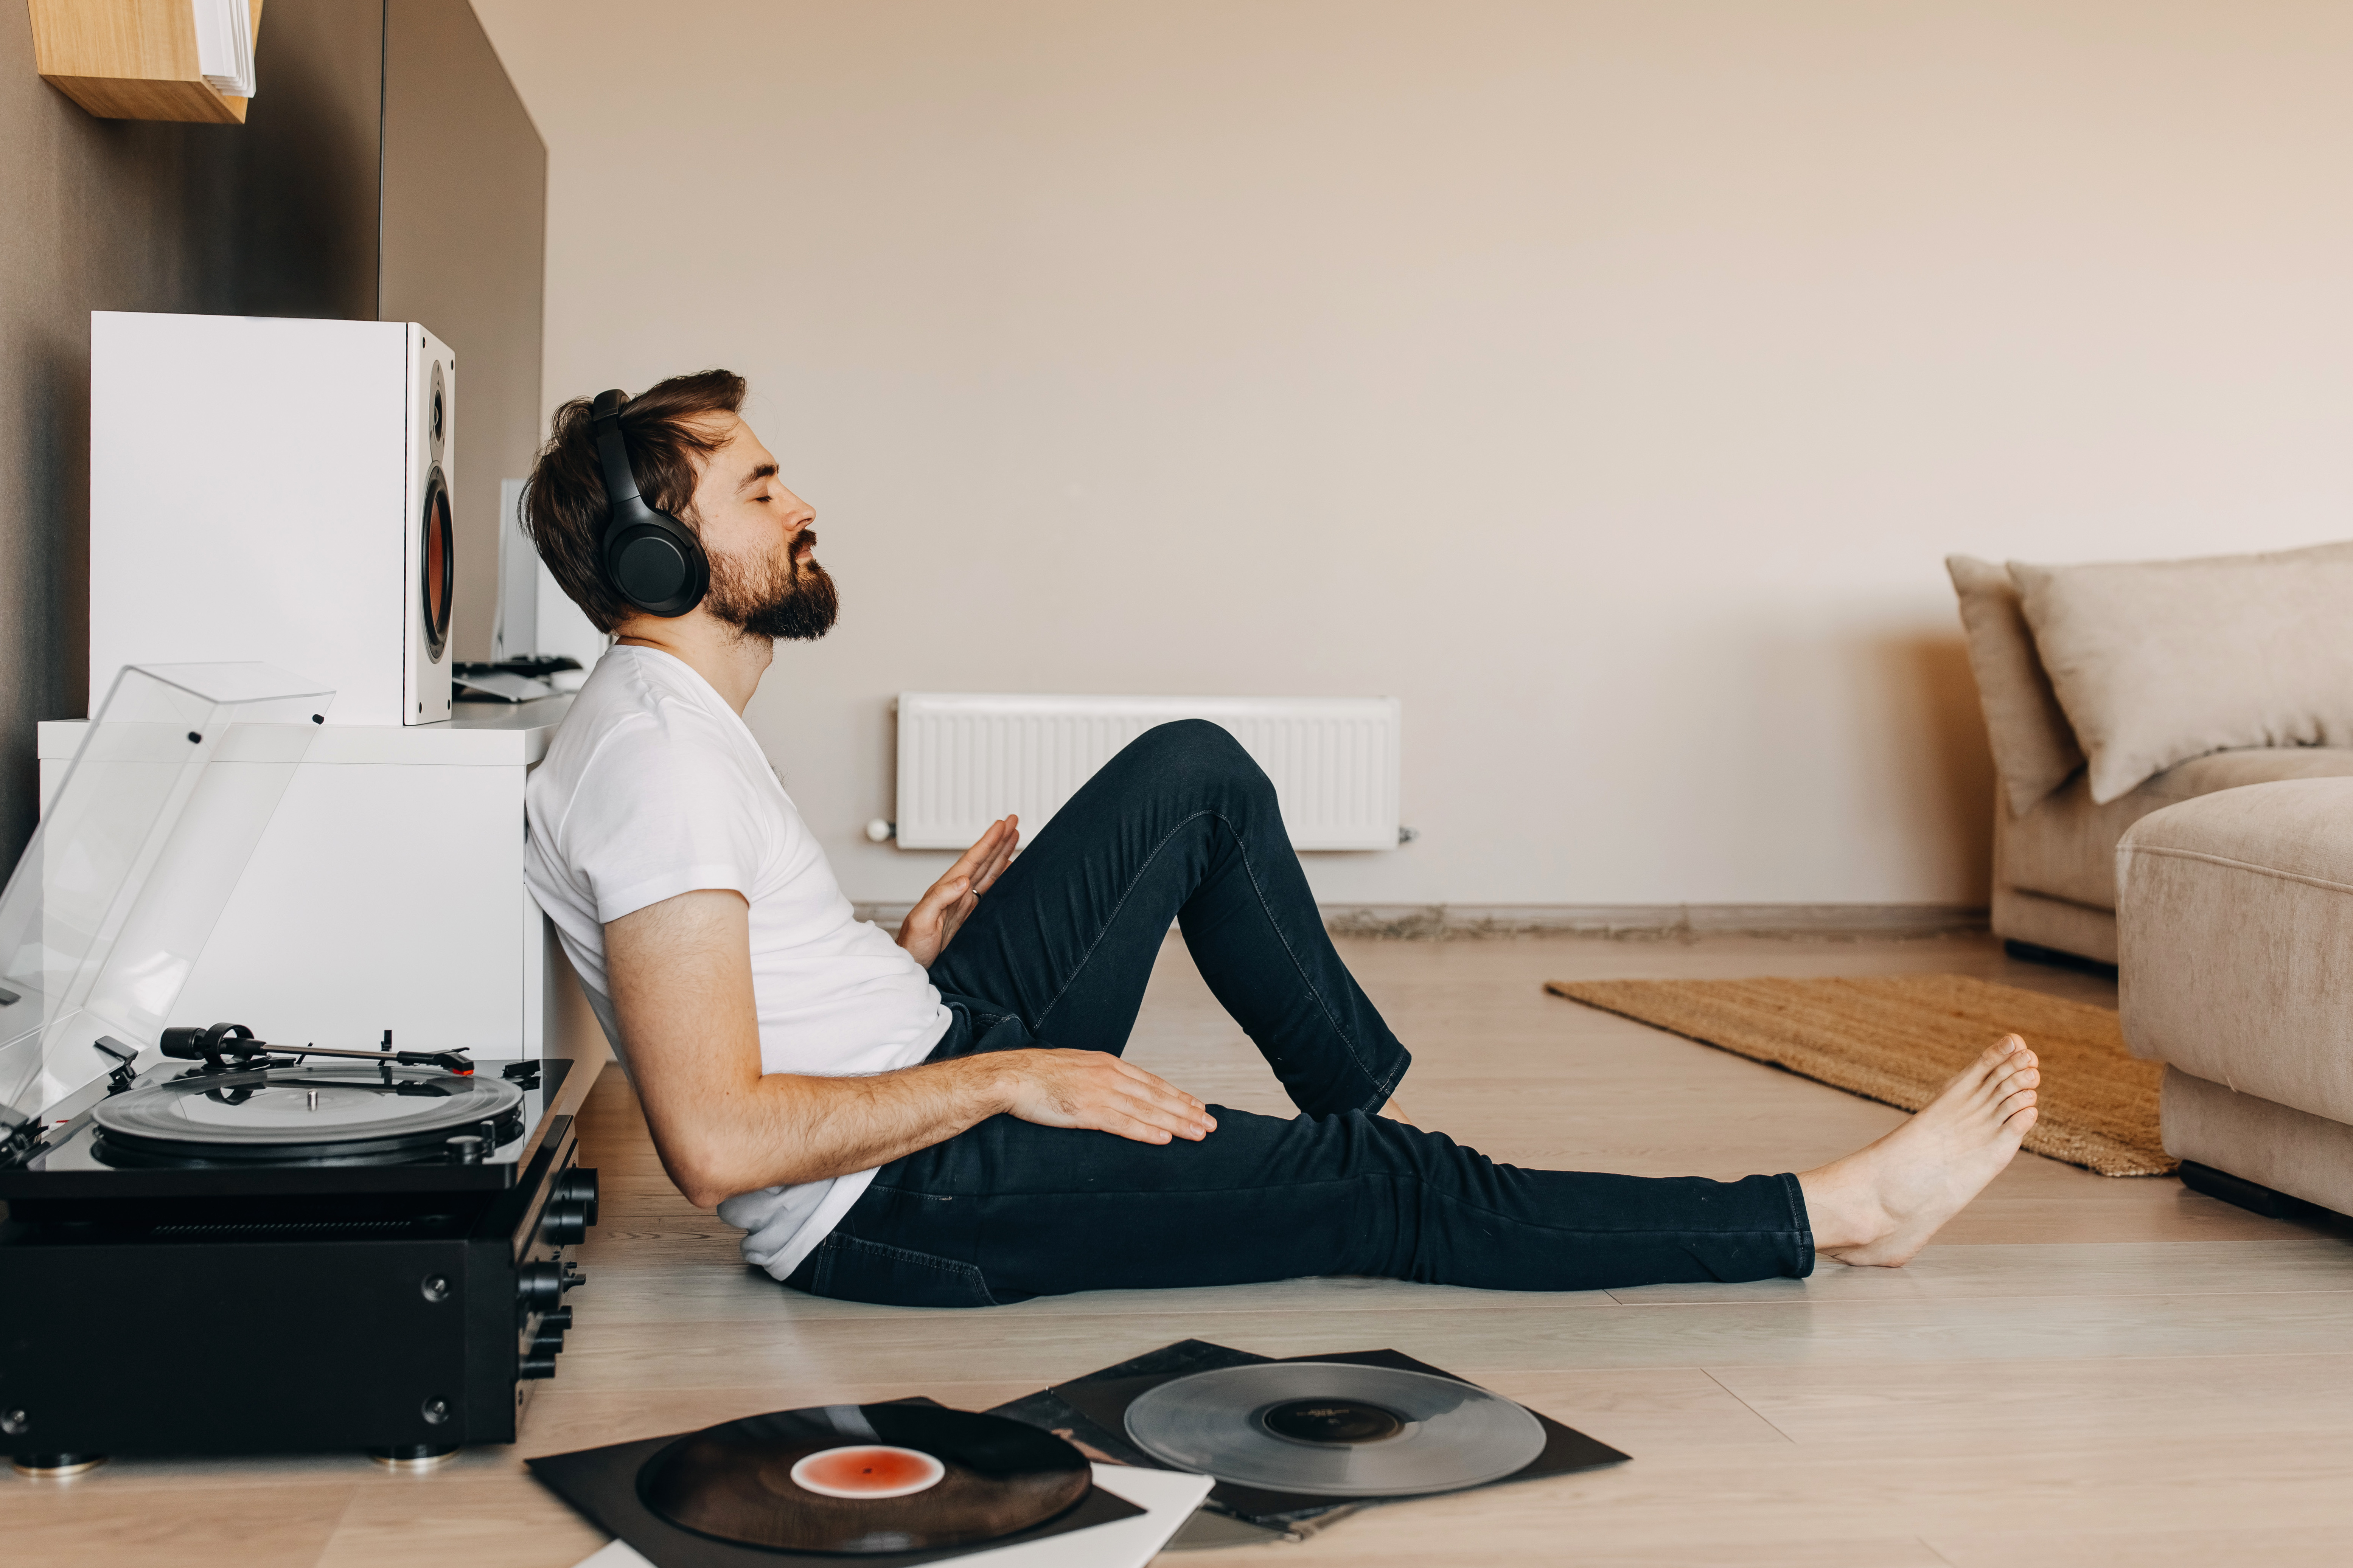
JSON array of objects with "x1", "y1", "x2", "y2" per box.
[{"x1": 893, "y1": 694, "x2": 1402, "y2": 851}]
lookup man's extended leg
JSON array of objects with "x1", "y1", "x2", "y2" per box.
[
  {"x1": 928, "y1": 719, "x2": 1408, "y2": 1114},
  {"x1": 783, "y1": 1033, "x2": 2041, "y2": 1307},
  {"x1": 792, "y1": 1096, "x2": 1814, "y2": 1307}
]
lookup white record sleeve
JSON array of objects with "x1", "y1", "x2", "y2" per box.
[{"x1": 564, "y1": 1462, "x2": 1213, "y2": 1568}]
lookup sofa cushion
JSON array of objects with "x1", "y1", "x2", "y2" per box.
[
  {"x1": 1990, "y1": 883, "x2": 2118, "y2": 965},
  {"x1": 2117, "y1": 776, "x2": 2353, "y2": 1126},
  {"x1": 2003, "y1": 745, "x2": 2353, "y2": 910},
  {"x1": 1945, "y1": 554, "x2": 2084, "y2": 815},
  {"x1": 2010, "y1": 539, "x2": 2353, "y2": 804}
]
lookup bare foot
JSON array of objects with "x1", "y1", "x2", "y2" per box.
[{"x1": 1796, "y1": 1034, "x2": 2041, "y2": 1268}]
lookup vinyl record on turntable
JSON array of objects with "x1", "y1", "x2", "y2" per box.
[
  {"x1": 89, "y1": 1066, "x2": 524, "y2": 1164},
  {"x1": 1121, "y1": 1362, "x2": 1547, "y2": 1497},
  {"x1": 637, "y1": 1403, "x2": 1093, "y2": 1555}
]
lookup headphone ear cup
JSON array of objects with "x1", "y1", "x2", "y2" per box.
[
  {"x1": 587, "y1": 390, "x2": 709, "y2": 618},
  {"x1": 605, "y1": 512, "x2": 710, "y2": 618}
]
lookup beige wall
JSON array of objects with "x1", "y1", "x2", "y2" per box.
[{"x1": 472, "y1": 0, "x2": 2353, "y2": 910}]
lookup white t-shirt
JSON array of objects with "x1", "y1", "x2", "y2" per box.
[{"x1": 522, "y1": 646, "x2": 951, "y2": 1279}]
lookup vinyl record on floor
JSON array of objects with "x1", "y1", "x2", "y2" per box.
[
  {"x1": 637, "y1": 1403, "x2": 1093, "y2": 1555},
  {"x1": 1122, "y1": 1362, "x2": 1548, "y2": 1497}
]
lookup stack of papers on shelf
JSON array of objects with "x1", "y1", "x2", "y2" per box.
[{"x1": 191, "y1": 0, "x2": 256, "y2": 98}]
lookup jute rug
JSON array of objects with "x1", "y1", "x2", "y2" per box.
[{"x1": 1544, "y1": 974, "x2": 2171, "y2": 1177}]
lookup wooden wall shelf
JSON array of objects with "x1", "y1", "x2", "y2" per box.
[{"x1": 29, "y1": 0, "x2": 266, "y2": 124}]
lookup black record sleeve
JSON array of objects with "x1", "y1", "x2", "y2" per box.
[{"x1": 993, "y1": 1338, "x2": 1628, "y2": 1531}]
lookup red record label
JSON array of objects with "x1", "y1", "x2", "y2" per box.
[{"x1": 789, "y1": 1444, "x2": 946, "y2": 1500}]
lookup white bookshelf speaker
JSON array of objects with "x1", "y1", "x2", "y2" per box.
[{"x1": 90, "y1": 312, "x2": 458, "y2": 725}]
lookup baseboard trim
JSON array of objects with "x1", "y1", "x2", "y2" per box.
[
  {"x1": 852, "y1": 901, "x2": 1990, "y2": 941},
  {"x1": 1319, "y1": 903, "x2": 1988, "y2": 941}
]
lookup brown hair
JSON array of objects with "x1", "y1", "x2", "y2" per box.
[{"x1": 524, "y1": 370, "x2": 748, "y2": 632}]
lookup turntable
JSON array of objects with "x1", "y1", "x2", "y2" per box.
[
  {"x1": 11, "y1": 1022, "x2": 552, "y2": 1195},
  {"x1": 0, "y1": 666, "x2": 597, "y2": 1474}
]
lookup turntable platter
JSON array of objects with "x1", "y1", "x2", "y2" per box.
[
  {"x1": 90, "y1": 1067, "x2": 524, "y2": 1163},
  {"x1": 172, "y1": 1081, "x2": 458, "y2": 1130}
]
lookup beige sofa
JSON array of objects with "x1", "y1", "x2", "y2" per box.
[
  {"x1": 1952, "y1": 540, "x2": 2353, "y2": 1216},
  {"x1": 1949, "y1": 546, "x2": 2353, "y2": 966}
]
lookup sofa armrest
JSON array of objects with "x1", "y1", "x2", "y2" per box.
[{"x1": 2117, "y1": 778, "x2": 2353, "y2": 1124}]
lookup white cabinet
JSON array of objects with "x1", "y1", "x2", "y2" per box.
[{"x1": 36, "y1": 698, "x2": 601, "y2": 1069}]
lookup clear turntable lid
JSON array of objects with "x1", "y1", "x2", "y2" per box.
[{"x1": 0, "y1": 664, "x2": 331, "y2": 1130}]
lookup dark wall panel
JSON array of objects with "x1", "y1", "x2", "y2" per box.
[
  {"x1": 0, "y1": 0, "x2": 387, "y2": 863},
  {"x1": 0, "y1": 1, "x2": 546, "y2": 867},
  {"x1": 382, "y1": 0, "x2": 548, "y2": 665},
  {"x1": 213, "y1": 5, "x2": 388, "y2": 321}
]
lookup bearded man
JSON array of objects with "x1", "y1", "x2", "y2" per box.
[{"x1": 519, "y1": 370, "x2": 2043, "y2": 1308}]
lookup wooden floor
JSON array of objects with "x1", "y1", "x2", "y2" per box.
[{"x1": 10, "y1": 932, "x2": 2353, "y2": 1565}]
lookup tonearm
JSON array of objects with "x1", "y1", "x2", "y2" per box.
[{"x1": 158, "y1": 1022, "x2": 474, "y2": 1076}]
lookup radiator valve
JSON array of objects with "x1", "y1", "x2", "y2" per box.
[{"x1": 865, "y1": 819, "x2": 897, "y2": 843}]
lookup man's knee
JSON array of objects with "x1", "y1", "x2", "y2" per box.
[{"x1": 1125, "y1": 719, "x2": 1276, "y2": 807}]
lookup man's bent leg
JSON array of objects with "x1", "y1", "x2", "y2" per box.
[
  {"x1": 784, "y1": 1108, "x2": 1812, "y2": 1306},
  {"x1": 929, "y1": 720, "x2": 1409, "y2": 1115}
]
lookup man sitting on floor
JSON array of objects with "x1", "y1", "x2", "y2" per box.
[{"x1": 520, "y1": 371, "x2": 2043, "y2": 1308}]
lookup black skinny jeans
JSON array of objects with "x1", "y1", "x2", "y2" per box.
[{"x1": 783, "y1": 721, "x2": 1814, "y2": 1307}]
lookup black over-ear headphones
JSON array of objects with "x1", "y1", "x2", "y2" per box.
[{"x1": 592, "y1": 388, "x2": 710, "y2": 618}]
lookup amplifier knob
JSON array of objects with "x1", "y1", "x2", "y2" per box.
[
  {"x1": 515, "y1": 1261, "x2": 564, "y2": 1311},
  {"x1": 541, "y1": 1307, "x2": 573, "y2": 1331},
  {"x1": 556, "y1": 1167, "x2": 600, "y2": 1227},
  {"x1": 540, "y1": 1199, "x2": 587, "y2": 1247},
  {"x1": 519, "y1": 1355, "x2": 558, "y2": 1380},
  {"x1": 530, "y1": 1329, "x2": 565, "y2": 1355},
  {"x1": 561, "y1": 1261, "x2": 587, "y2": 1293}
]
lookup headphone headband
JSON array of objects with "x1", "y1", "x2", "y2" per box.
[{"x1": 591, "y1": 389, "x2": 647, "y2": 516}]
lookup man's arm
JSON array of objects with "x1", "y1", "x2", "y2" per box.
[{"x1": 605, "y1": 888, "x2": 1217, "y2": 1208}]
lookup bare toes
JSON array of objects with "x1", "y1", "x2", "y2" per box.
[
  {"x1": 1950, "y1": 1038, "x2": 2025, "y2": 1094},
  {"x1": 1999, "y1": 1086, "x2": 2037, "y2": 1117},
  {"x1": 1964, "y1": 1065, "x2": 2033, "y2": 1112}
]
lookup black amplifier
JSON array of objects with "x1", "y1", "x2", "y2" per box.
[{"x1": 0, "y1": 1031, "x2": 597, "y2": 1473}]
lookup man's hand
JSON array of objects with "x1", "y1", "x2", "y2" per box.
[
  {"x1": 896, "y1": 815, "x2": 1018, "y2": 967},
  {"x1": 989, "y1": 1048, "x2": 1218, "y2": 1144}
]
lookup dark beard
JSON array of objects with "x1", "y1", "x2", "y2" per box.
[{"x1": 706, "y1": 531, "x2": 839, "y2": 641}]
